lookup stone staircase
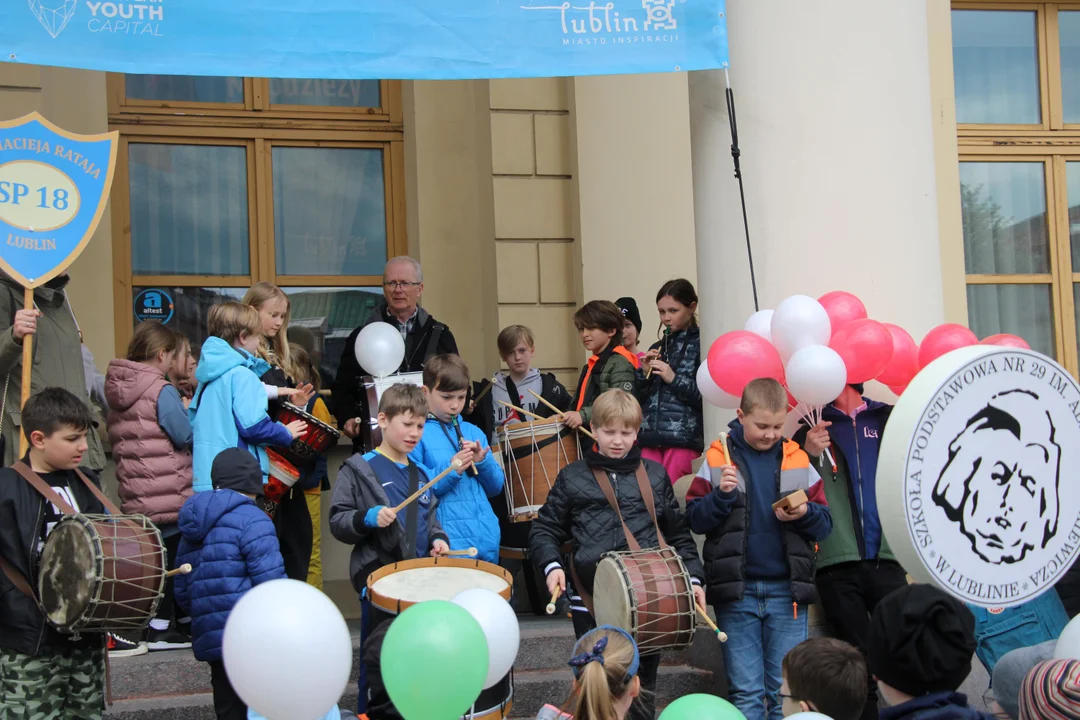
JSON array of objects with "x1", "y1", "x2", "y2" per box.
[{"x1": 103, "y1": 616, "x2": 723, "y2": 720}]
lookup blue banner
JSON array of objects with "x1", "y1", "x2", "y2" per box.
[
  {"x1": 1, "y1": 1, "x2": 728, "y2": 80},
  {"x1": 0, "y1": 113, "x2": 117, "y2": 288}
]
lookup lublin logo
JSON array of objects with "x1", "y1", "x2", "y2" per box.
[{"x1": 522, "y1": 0, "x2": 681, "y2": 45}]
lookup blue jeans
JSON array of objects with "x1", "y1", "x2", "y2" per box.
[{"x1": 715, "y1": 580, "x2": 808, "y2": 720}]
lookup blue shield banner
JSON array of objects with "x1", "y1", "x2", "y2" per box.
[
  {"x1": 0, "y1": 1, "x2": 728, "y2": 80},
  {"x1": 0, "y1": 113, "x2": 117, "y2": 288}
]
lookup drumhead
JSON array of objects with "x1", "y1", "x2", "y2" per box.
[
  {"x1": 367, "y1": 558, "x2": 513, "y2": 614},
  {"x1": 592, "y1": 556, "x2": 633, "y2": 632},
  {"x1": 38, "y1": 516, "x2": 98, "y2": 627}
]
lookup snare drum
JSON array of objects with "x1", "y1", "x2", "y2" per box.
[
  {"x1": 360, "y1": 373, "x2": 425, "y2": 451},
  {"x1": 37, "y1": 514, "x2": 166, "y2": 635},
  {"x1": 366, "y1": 557, "x2": 513, "y2": 615},
  {"x1": 500, "y1": 418, "x2": 580, "y2": 523},
  {"x1": 592, "y1": 547, "x2": 696, "y2": 653},
  {"x1": 274, "y1": 402, "x2": 341, "y2": 466},
  {"x1": 466, "y1": 671, "x2": 514, "y2": 720}
]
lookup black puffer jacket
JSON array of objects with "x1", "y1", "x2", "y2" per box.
[
  {"x1": 529, "y1": 453, "x2": 704, "y2": 596},
  {"x1": 638, "y1": 326, "x2": 703, "y2": 452}
]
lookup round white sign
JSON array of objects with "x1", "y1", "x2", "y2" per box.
[{"x1": 879, "y1": 345, "x2": 1080, "y2": 608}]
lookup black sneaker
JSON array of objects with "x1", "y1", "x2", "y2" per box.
[
  {"x1": 147, "y1": 627, "x2": 193, "y2": 651},
  {"x1": 108, "y1": 633, "x2": 148, "y2": 658}
]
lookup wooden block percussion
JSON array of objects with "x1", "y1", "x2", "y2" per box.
[{"x1": 772, "y1": 489, "x2": 808, "y2": 511}]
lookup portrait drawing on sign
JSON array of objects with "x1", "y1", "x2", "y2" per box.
[{"x1": 932, "y1": 389, "x2": 1060, "y2": 565}]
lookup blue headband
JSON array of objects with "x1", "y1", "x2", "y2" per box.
[{"x1": 567, "y1": 625, "x2": 640, "y2": 683}]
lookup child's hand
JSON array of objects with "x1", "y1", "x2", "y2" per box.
[
  {"x1": 693, "y1": 584, "x2": 707, "y2": 608},
  {"x1": 650, "y1": 358, "x2": 675, "y2": 383},
  {"x1": 376, "y1": 507, "x2": 397, "y2": 528},
  {"x1": 546, "y1": 569, "x2": 566, "y2": 597},
  {"x1": 804, "y1": 422, "x2": 832, "y2": 457},
  {"x1": 714, "y1": 465, "x2": 738, "y2": 493},
  {"x1": 431, "y1": 539, "x2": 450, "y2": 557},
  {"x1": 285, "y1": 419, "x2": 308, "y2": 439},
  {"x1": 775, "y1": 503, "x2": 808, "y2": 522},
  {"x1": 467, "y1": 399, "x2": 477, "y2": 415},
  {"x1": 182, "y1": 396, "x2": 191, "y2": 410},
  {"x1": 561, "y1": 411, "x2": 583, "y2": 429},
  {"x1": 343, "y1": 418, "x2": 361, "y2": 438},
  {"x1": 472, "y1": 441, "x2": 489, "y2": 464},
  {"x1": 452, "y1": 447, "x2": 475, "y2": 472}
]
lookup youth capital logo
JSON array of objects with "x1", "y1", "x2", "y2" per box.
[
  {"x1": 878, "y1": 345, "x2": 1080, "y2": 608},
  {"x1": 28, "y1": 0, "x2": 78, "y2": 38}
]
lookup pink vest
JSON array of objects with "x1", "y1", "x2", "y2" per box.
[{"x1": 105, "y1": 359, "x2": 194, "y2": 525}]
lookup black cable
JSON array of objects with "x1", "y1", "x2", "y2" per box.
[{"x1": 725, "y1": 80, "x2": 759, "y2": 312}]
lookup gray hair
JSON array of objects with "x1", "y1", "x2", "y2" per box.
[{"x1": 384, "y1": 256, "x2": 423, "y2": 283}]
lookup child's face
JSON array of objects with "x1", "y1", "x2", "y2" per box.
[
  {"x1": 778, "y1": 676, "x2": 806, "y2": 717},
  {"x1": 503, "y1": 342, "x2": 535, "y2": 376},
  {"x1": 579, "y1": 326, "x2": 617, "y2": 354},
  {"x1": 622, "y1": 320, "x2": 639, "y2": 349},
  {"x1": 737, "y1": 407, "x2": 787, "y2": 451},
  {"x1": 595, "y1": 423, "x2": 638, "y2": 459},
  {"x1": 32, "y1": 424, "x2": 89, "y2": 471},
  {"x1": 424, "y1": 386, "x2": 467, "y2": 422},
  {"x1": 658, "y1": 295, "x2": 696, "y2": 332},
  {"x1": 237, "y1": 330, "x2": 262, "y2": 355},
  {"x1": 170, "y1": 345, "x2": 191, "y2": 380},
  {"x1": 379, "y1": 410, "x2": 425, "y2": 456},
  {"x1": 257, "y1": 296, "x2": 288, "y2": 338}
]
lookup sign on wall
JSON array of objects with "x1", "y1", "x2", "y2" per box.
[
  {"x1": 0, "y1": 113, "x2": 117, "y2": 288},
  {"x1": 879, "y1": 345, "x2": 1080, "y2": 608},
  {"x1": 0, "y1": 0, "x2": 729, "y2": 80}
]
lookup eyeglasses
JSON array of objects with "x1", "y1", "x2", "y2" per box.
[
  {"x1": 776, "y1": 692, "x2": 795, "y2": 702},
  {"x1": 383, "y1": 281, "x2": 422, "y2": 290}
]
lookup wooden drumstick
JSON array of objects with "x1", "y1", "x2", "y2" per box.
[
  {"x1": 472, "y1": 380, "x2": 495, "y2": 405},
  {"x1": 166, "y1": 563, "x2": 193, "y2": 578},
  {"x1": 498, "y1": 399, "x2": 546, "y2": 422},
  {"x1": 528, "y1": 390, "x2": 597, "y2": 441},
  {"x1": 391, "y1": 460, "x2": 463, "y2": 514},
  {"x1": 696, "y1": 602, "x2": 728, "y2": 643},
  {"x1": 546, "y1": 586, "x2": 562, "y2": 615},
  {"x1": 445, "y1": 547, "x2": 478, "y2": 557}
]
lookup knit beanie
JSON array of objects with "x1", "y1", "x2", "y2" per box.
[
  {"x1": 1019, "y1": 659, "x2": 1080, "y2": 720},
  {"x1": 615, "y1": 297, "x2": 642, "y2": 334},
  {"x1": 211, "y1": 448, "x2": 264, "y2": 497},
  {"x1": 994, "y1": 641, "x2": 1057, "y2": 720},
  {"x1": 865, "y1": 585, "x2": 976, "y2": 698}
]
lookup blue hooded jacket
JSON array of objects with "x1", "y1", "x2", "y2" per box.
[
  {"x1": 174, "y1": 489, "x2": 286, "y2": 662},
  {"x1": 189, "y1": 337, "x2": 293, "y2": 492},
  {"x1": 409, "y1": 416, "x2": 504, "y2": 563}
]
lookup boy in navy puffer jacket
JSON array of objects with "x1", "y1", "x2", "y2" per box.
[{"x1": 175, "y1": 448, "x2": 286, "y2": 720}]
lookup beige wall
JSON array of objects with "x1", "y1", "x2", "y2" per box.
[{"x1": 0, "y1": 65, "x2": 115, "y2": 370}]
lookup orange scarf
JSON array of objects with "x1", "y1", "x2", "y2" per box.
[{"x1": 575, "y1": 345, "x2": 640, "y2": 411}]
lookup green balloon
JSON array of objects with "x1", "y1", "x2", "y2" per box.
[
  {"x1": 382, "y1": 600, "x2": 490, "y2": 720},
  {"x1": 659, "y1": 694, "x2": 746, "y2": 720}
]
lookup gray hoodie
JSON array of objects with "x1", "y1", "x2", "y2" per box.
[{"x1": 490, "y1": 369, "x2": 546, "y2": 427}]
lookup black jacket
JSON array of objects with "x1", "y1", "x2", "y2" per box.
[
  {"x1": 332, "y1": 299, "x2": 458, "y2": 434},
  {"x1": 0, "y1": 464, "x2": 107, "y2": 656},
  {"x1": 638, "y1": 326, "x2": 703, "y2": 452},
  {"x1": 529, "y1": 457, "x2": 704, "y2": 596}
]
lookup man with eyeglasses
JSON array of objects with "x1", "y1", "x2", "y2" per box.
[{"x1": 333, "y1": 256, "x2": 459, "y2": 450}]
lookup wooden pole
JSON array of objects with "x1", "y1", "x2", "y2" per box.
[{"x1": 19, "y1": 287, "x2": 32, "y2": 456}]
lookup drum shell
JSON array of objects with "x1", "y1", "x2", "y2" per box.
[
  {"x1": 468, "y1": 670, "x2": 514, "y2": 720},
  {"x1": 593, "y1": 548, "x2": 695, "y2": 653},
  {"x1": 274, "y1": 402, "x2": 341, "y2": 465},
  {"x1": 501, "y1": 418, "x2": 579, "y2": 523}
]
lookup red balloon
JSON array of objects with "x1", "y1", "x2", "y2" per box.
[
  {"x1": 877, "y1": 323, "x2": 919, "y2": 387},
  {"x1": 818, "y1": 291, "x2": 868, "y2": 337},
  {"x1": 888, "y1": 383, "x2": 908, "y2": 397},
  {"x1": 829, "y1": 319, "x2": 894, "y2": 384},
  {"x1": 708, "y1": 331, "x2": 786, "y2": 397},
  {"x1": 918, "y1": 324, "x2": 978, "y2": 369},
  {"x1": 980, "y1": 333, "x2": 1031, "y2": 350}
]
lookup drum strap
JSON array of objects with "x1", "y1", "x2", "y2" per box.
[
  {"x1": 11, "y1": 462, "x2": 122, "y2": 517},
  {"x1": 403, "y1": 463, "x2": 420, "y2": 559},
  {"x1": 0, "y1": 554, "x2": 36, "y2": 600}
]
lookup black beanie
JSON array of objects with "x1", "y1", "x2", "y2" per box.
[
  {"x1": 615, "y1": 297, "x2": 642, "y2": 334},
  {"x1": 211, "y1": 448, "x2": 264, "y2": 497},
  {"x1": 866, "y1": 585, "x2": 976, "y2": 698}
]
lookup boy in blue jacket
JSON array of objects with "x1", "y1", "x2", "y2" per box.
[
  {"x1": 175, "y1": 448, "x2": 287, "y2": 720},
  {"x1": 189, "y1": 302, "x2": 306, "y2": 492},
  {"x1": 409, "y1": 354, "x2": 504, "y2": 563}
]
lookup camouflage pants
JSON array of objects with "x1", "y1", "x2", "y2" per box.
[{"x1": 0, "y1": 644, "x2": 105, "y2": 719}]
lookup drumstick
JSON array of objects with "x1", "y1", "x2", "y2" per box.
[
  {"x1": 445, "y1": 547, "x2": 479, "y2": 557},
  {"x1": 498, "y1": 399, "x2": 546, "y2": 422},
  {"x1": 546, "y1": 586, "x2": 562, "y2": 615},
  {"x1": 166, "y1": 563, "x2": 193, "y2": 578},
  {"x1": 696, "y1": 602, "x2": 728, "y2": 643},
  {"x1": 472, "y1": 380, "x2": 495, "y2": 405},
  {"x1": 390, "y1": 460, "x2": 463, "y2": 514},
  {"x1": 528, "y1": 390, "x2": 597, "y2": 441}
]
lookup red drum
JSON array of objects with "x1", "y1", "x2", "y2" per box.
[
  {"x1": 274, "y1": 402, "x2": 341, "y2": 465},
  {"x1": 264, "y1": 448, "x2": 300, "y2": 509}
]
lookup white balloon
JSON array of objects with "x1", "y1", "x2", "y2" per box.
[
  {"x1": 786, "y1": 713, "x2": 834, "y2": 720},
  {"x1": 697, "y1": 361, "x2": 740, "y2": 409},
  {"x1": 452, "y1": 588, "x2": 520, "y2": 689},
  {"x1": 744, "y1": 309, "x2": 775, "y2": 342},
  {"x1": 786, "y1": 345, "x2": 847, "y2": 407},
  {"x1": 223, "y1": 580, "x2": 352, "y2": 720},
  {"x1": 1055, "y1": 614, "x2": 1080, "y2": 659},
  {"x1": 771, "y1": 295, "x2": 831, "y2": 362},
  {"x1": 354, "y1": 322, "x2": 406, "y2": 378}
]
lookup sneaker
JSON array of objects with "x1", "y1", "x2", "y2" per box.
[
  {"x1": 108, "y1": 633, "x2": 148, "y2": 658},
  {"x1": 146, "y1": 627, "x2": 193, "y2": 651},
  {"x1": 176, "y1": 619, "x2": 192, "y2": 640}
]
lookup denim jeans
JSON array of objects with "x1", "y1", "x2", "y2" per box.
[{"x1": 715, "y1": 580, "x2": 808, "y2": 720}]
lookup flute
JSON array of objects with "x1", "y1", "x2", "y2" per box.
[{"x1": 453, "y1": 415, "x2": 480, "y2": 477}]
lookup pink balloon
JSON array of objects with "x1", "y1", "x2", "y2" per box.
[
  {"x1": 918, "y1": 324, "x2": 978, "y2": 370},
  {"x1": 877, "y1": 323, "x2": 919, "y2": 387},
  {"x1": 707, "y1": 331, "x2": 786, "y2": 397},
  {"x1": 818, "y1": 291, "x2": 868, "y2": 337},
  {"x1": 829, "y1": 319, "x2": 894, "y2": 384},
  {"x1": 980, "y1": 333, "x2": 1031, "y2": 350}
]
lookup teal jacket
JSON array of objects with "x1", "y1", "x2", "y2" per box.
[{"x1": 189, "y1": 338, "x2": 293, "y2": 492}]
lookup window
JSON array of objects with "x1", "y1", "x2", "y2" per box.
[
  {"x1": 952, "y1": 3, "x2": 1080, "y2": 373},
  {"x1": 109, "y1": 76, "x2": 405, "y2": 387}
]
